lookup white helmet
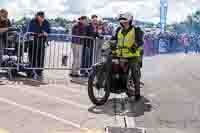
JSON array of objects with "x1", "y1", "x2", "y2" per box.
[{"x1": 118, "y1": 12, "x2": 133, "y2": 21}]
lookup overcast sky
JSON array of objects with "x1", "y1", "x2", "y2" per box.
[{"x1": 0, "y1": 0, "x2": 199, "y2": 23}]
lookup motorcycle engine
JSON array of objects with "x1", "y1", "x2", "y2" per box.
[{"x1": 111, "y1": 73, "x2": 128, "y2": 93}]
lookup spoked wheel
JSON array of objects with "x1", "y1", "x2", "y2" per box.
[
  {"x1": 126, "y1": 69, "x2": 135, "y2": 97},
  {"x1": 88, "y1": 69, "x2": 110, "y2": 106}
]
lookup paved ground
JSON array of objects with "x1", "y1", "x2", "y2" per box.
[{"x1": 0, "y1": 53, "x2": 200, "y2": 133}]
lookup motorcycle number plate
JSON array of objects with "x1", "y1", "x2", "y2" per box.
[
  {"x1": 112, "y1": 59, "x2": 119, "y2": 64},
  {"x1": 120, "y1": 58, "x2": 128, "y2": 62}
]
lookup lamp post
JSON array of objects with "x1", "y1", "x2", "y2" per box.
[
  {"x1": 158, "y1": 0, "x2": 168, "y2": 53},
  {"x1": 160, "y1": 0, "x2": 168, "y2": 33}
]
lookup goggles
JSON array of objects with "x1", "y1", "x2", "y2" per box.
[{"x1": 119, "y1": 18, "x2": 128, "y2": 23}]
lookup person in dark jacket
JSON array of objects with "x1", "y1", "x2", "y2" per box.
[
  {"x1": 81, "y1": 15, "x2": 100, "y2": 77},
  {"x1": 108, "y1": 12, "x2": 144, "y2": 100},
  {"x1": 70, "y1": 16, "x2": 87, "y2": 77},
  {"x1": 0, "y1": 9, "x2": 11, "y2": 45},
  {"x1": 0, "y1": 9, "x2": 11, "y2": 64},
  {"x1": 28, "y1": 11, "x2": 50, "y2": 78},
  {"x1": 0, "y1": 9, "x2": 11, "y2": 28}
]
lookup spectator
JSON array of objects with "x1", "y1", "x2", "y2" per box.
[
  {"x1": 97, "y1": 20, "x2": 106, "y2": 36},
  {"x1": 70, "y1": 16, "x2": 87, "y2": 77},
  {"x1": 28, "y1": 11, "x2": 50, "y2": 78},
  {"x1": 0, "y1": 9, "x2": 11, "y2": 63},
  {"x1": 144, "y1": 34, "x2": 152, "y2": 56},
  {"x1": 95, "y1": 19, "x2": 106, "y2": 62},
  {"x1": 0, "y1": 9, "x2": 11, "y2": 43},
  {"x1": 196, "y1": 36, "x2": 200, "y2": 54},
  {"x1": 0, "y1": 9, "x2": 11, "y2": 28},
  {"x1": 192, "y1": 34, "x2": 198, "y2": 53},
  {"x1": 81, "y1": 14, "x2": 99, "y2": 77},
  {"x1": 183, "y1": 34, "x2": 190, "y2": 54}
]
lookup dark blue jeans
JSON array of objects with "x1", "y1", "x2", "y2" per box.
[
  {"x1": 195, "y1": 45, "x2": 200, "y2": 53},
  {"x1": 184, "y1": 46, "x2": 189, "y2": 54}
]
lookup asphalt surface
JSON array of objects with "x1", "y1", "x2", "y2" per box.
[{"x1": 0, "y1": 53, "x2": 200, "y2": 133}]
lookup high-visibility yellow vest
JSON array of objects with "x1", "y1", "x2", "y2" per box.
[{"x1": 115, "y1": 27, "x2": 141, "y2": 58}]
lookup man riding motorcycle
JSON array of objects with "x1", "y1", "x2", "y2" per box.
[{"x1": 107, "y1": 12, "x2": 144, "y2": 101}]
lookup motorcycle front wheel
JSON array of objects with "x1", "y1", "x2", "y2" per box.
[{"x1": 88, "y1": 68, "x2": 110, "y2": 106}]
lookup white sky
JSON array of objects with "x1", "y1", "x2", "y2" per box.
[{"x1": 0, "y1": 0, "x2": 200, "y2": 23}]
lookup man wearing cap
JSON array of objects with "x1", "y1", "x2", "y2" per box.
[
  {"x1": 28, "y1": 11, "x2": 50, "y2": 78},
  {"x1": 81, "y1": 15, "x2": 101, "y2": 77},
  {"x1": 70, "y1": 16, "x2": 87, "y2": 77}
]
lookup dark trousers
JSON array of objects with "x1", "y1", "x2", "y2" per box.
[
  {"x1": 28, "y1": 38, "x2": 46, "y2": 75},
  {"x1": 195, "y1": 45, "x2": 200, "y2": 53},
  {"x1": 81, "y1": 41, "x2": 94, "y2": 74},
  {"x1": 105, "y1": 55, "x2": 140, "y2": 95},
  {"x1": 184, "y1": 46, "x2": 189, "y2": 54}
]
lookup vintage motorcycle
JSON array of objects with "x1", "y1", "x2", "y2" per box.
[{"x1": 88, "y1": 40, "x2": 141, "y2": 106}]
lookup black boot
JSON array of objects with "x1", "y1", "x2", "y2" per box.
[
  {"x1": 36, "y1": 70, "x2": 44, "y2": 80},
  {"x1": 37, "y1": 71, "x2": 43, "y2": 77},
  {"x1": 135, "y1": 94, "x2": 141, "y2": 101}
]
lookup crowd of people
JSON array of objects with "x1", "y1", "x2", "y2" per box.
[
  {"x1": 143, "y1": 32, "x2": 200, "y2": 56},
  {"x1": 0, "y1": 9, "x2": 114, "y2": 78},
  {"x1": 71, "y1": 15, "x2": 114, "y2": 77}
]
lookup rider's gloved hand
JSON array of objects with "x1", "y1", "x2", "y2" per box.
[
  {"x1": 109, "y1": 41, "x2": 117, "y2": 50},
  {"x1": 110, "y1": 45, "x2": 117, "y2": 51},
  {"x1": 98, "y1": 35, "x2": 104, "y2": 39},
  {"x1": 130, "y1": 46, "x2": 137, "y2": 53}
]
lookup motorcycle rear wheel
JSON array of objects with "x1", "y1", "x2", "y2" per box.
[{"x1": 126, "y1": 64, "x2": 141, "y2": 100}]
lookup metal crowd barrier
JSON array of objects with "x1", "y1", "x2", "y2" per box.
[
  {"x1": 21, "y1": 33, "x2": 97, "y2": 71},
  {"x1": 0, "y1": 31, "x2": 107, "y2": 79}
]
